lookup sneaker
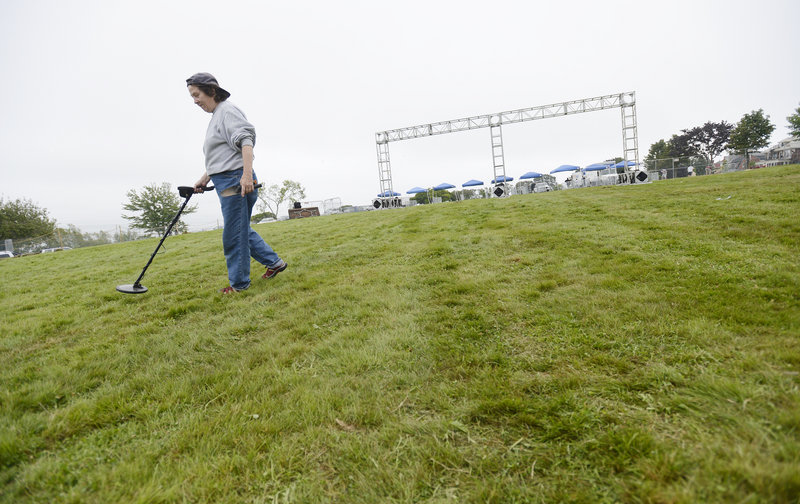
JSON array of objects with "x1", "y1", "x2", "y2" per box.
[
  {"x1": 219, "y1": 286, "x2": 240, "y2": 294},
  {"x1": 263, "y1": 259, "x2": 287, "y2": 279}
]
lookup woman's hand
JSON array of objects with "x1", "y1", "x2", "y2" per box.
[
  {"x1": 194, "y1": 174, "x2": 211, "y2": 193},
  {"x1": 239, "y1": 174, "x2": 254, "y2": 196}
]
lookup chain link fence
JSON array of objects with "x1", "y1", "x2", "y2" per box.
[
  {"x1": 642, "y1": 153, "x2": 773, "y2": 181},
  {"x1": 1, "y1": 227, "x2": 141, "y2": 257},
  {"x1": 643, "y1": 155, "x2": 713, "y2": 180}
]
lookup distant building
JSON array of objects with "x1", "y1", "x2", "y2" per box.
[
  {"x1": 723, "y1": 152, "x2": 767, "y2": 172},
  {"x1": 756, "y1": 137, "x2": 800, "y2": 168}
]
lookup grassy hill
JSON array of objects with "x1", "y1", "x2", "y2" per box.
[{"x1": 1, "y1": 166, "x2": 799, "y2": 503}]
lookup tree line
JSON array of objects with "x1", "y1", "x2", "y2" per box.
[
  {"x1": 2, "y1": 179, "x2": 307, "y2": 253},
  {"x1": 646, "y1": 104, "x2": 800, "y2": 173},
  {"x1": 0, "y1": 197, "x2": 138, "y2": 254}
]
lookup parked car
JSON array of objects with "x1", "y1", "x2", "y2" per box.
[
  {"x1": 0, "y1": 251, "x2": 14, "y2": 259},
  {"x1": 41, "y1": 247, "x2": 72, "y2": 253}
]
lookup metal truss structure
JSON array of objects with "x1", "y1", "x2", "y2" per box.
[{"x1": 375, "y1": 91, "x2": 639, "y2": 199}]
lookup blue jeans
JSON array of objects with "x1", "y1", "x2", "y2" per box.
[{"x1": 210, "y1": 169, "x2": 281, "y2": 290}]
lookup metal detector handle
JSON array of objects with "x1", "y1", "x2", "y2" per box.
[
  {"x1": 199, "y1": 183, "x2": 262, "y2": 192},
  {"x1": 178, "y1": 184, "x2": 262, "y2": 198}
]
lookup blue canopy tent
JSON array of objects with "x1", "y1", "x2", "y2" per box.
[
  {"x1": 429, "y1": 183, "x2": 456, "y2": 203},
  {"x1": 377, "y1": 190, "x2": 401, "y2": 197},
  {"x1": 582, "y1": 163, "x2": 608, "y2": 172},
  {"x1": 406, "y1": 186, "x2": 430, "y2": 204},
  {"x1": 491, "y1": 176, "x2": 514, "y2": 183},
  {"x1": 550, "y1": 164, "x2": 580, "y2": 174},
  {"x1": 614, "y1": 160, "x2": 638, "y2": 169},
  {"x1": 519, "y1": 171, "x2": 553, "y2": 194},
  {"x1": 459, "y1": 179, "x2": 485, "y2": 200}
]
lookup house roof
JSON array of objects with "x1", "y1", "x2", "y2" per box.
[{"x1": 767, "y1": 137, "x2": 800, "y2": 151}]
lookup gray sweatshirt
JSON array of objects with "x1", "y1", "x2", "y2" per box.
[{"x1": 204, "y1": 101, "x2": 256, "y2": 176}]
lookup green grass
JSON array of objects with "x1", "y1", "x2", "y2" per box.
[{"x1": 1, "y1": 166, "x2": 799, "y2": 503}]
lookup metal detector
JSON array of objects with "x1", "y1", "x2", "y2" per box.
[{"x1": 116, "y1": 183, "x2": 261, "y2": 294}]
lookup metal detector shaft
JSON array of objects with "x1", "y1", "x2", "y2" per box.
[{"x1": 130, "y1": 194, "x2": 195, "y2": 289}]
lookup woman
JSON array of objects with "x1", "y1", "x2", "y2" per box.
[{"x1": 187, "y1": 72, "x2": 287, "y2": 293}]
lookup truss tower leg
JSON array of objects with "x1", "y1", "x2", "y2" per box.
[
  {"x1": 620, "y1": 92, "x2": 639, "y2": 171},
  {"x1": 376, "y1": 138, "x2": 393, "y2": 199},
  {"x1": 490, "y1": 123, "x2": 507, "y2": 196}
]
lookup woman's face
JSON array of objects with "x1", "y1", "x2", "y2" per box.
[{"x1": 188, "y1": 85, "x2": 217, "y2": 113}]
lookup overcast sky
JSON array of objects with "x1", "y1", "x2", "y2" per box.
[{"x1": 1, "y1": 0, "x2": 798, "y2": 232}]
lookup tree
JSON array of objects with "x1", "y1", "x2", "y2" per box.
[
  {"x1": 645, "y1": 137, "x2": 685, "y2": 173},
  {"x1": 251, "y1": 211, "x2": 276, "y2": 223},
  {"x1": 455, "y1": 188, "x2": 479, "y2": 200},
  {"x1": 728, "y1": 109, "x2": 775, "y2": 169},
  {"x1": 114, "y1": 227, "x2": 140, "y2": 243},
  {"x1": 257, "y1": 180, "x2": 306, "y2": 218},
  {"x1": 645, "y1": 139, "x2": 673, "y2": 161},
  {"x1": 787, "y1": 103, "x2": 800, "y2": 138},
  {"x1": 668, "y1": 132, "x2": 695, "y2": 158},
  {"x1": 412, "y1": 192, "x2": 429, "y2": 205},
  {"x1": 412, "y1": 189, "x2": 453, "y2": 204},
  {"x1": 681, "y1": 121, "x2": 733, "y2": 171},
  {"x1": 122, "y1": 183, "x2": 196, "y2": 236},
  {"x1": 44, "y1": 225, "x2": 114, "y2": 249},
  {"x1": 0, "y1": 197, "x2": 56, "y2": 240}
]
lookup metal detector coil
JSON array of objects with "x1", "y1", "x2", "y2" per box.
[{"x1": 116, "y1": 283, "x2": 148, "y2": 294}]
